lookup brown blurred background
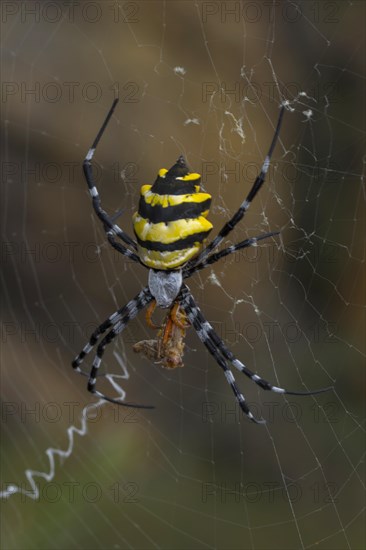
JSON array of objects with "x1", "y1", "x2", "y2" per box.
[{"x1": 1, "y1": 1, "x2": 365, "y2": 549}]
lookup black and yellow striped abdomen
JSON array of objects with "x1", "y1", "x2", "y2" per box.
[{"x1": 133, "y1": 156, "x2": 213, "y2": 270}]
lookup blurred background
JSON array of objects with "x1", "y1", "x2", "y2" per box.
[{"x1": 1, "y1": 1, "x2": 365, "y2": 549}]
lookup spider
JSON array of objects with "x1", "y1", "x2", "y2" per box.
[{"x1": 72, "y1": 98, "x2": 331, "y2": 423}]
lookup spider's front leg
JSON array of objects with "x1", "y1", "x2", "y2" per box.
[
  {"x1": 179, "y1": 289, "x2": 265, "y2": 424},
  {"x1": 72, "y1": 287, "x2": 151, "y2": 371},
  {"x1": 72, "y1": 287, "x2": 155, "y2": 409},
  {"x1": 179, "y1": 284, "x2": 332, "y2": 423}
]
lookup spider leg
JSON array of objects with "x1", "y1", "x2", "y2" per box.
[
  {"x1": 187, "y1": 105, "x2": 285, "y2": 270},
  {"x1": 203, "y1": 336, "x2": 266, "y2": 424},
  {"x1": 83, "y1": 97, "x2": 138, "y2": 255},
  {"x1": 179, "y1": 285, "x2": 332, "y2": 417},
  {"x1": 87, "y1": 319, "x2": 154, "y2": 409},
  {"x1": 106, "y1": 230, "x2": 143, "y2": 264},
  {"x1": 178, "y1": 286, "x2": 265, "y2": 423},
  {"x1": 183, "y1": 231, "x2": 279, "y2": 278},
  {"x1": 72, "y1": 288, "x2": 155, "y2": 408},
  {"x1": 72, "y1": 287, "x2": 151, "y2": 370}
]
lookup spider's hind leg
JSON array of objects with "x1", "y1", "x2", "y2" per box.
[
  {"x1": 83, "y1": 98, "x2": 138, "y2": 254},
  {"x1": 186, "y1": 105, "x2": 286, "y2": 270}
]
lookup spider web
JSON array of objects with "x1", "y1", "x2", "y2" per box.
[{"x1": 1, "y1": 1, "x2": 365, "y2": 548}]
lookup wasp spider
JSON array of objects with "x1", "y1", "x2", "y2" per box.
[{"x1": 72, "y1": 99, "x2": 331, "y2": 423}]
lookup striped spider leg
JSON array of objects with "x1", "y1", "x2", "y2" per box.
[
  {"x1": 72, "y1": 287, "x2": 155, "y2": 408},
  {"x1": 179, "y1": 285, "x2": 332, "y2": 424},
  {"x1": 185, "y1": 105, "x2": 285, "y2": 270},
  {"x1": 183, "y1": 231, "x2": 280, "y2": 278},
  {"x1": 82, "y1": 98, "x2": 142, "y2": 264}
]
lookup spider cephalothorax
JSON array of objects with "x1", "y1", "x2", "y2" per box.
[{"x1": 72, "y1": 98, "x2": 331, "y2": 423}]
